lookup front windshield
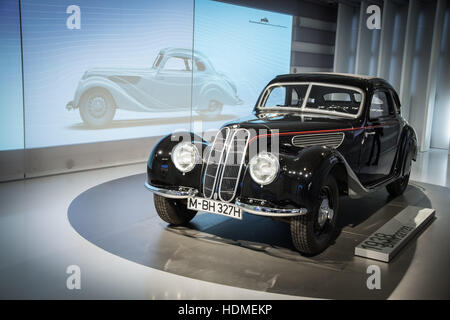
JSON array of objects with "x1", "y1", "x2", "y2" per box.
[
  {"x1": 152, "y1": 54, "x2": 164, "y2": 68},
  {"x1": 260, "y1": 83, "x2": 363, "y2": 117}
]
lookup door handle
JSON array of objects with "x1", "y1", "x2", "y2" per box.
[{"x1": 365, "y1": 131, "x2": 376, "y2": 138}]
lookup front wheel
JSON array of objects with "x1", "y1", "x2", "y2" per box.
[
  {"x1": 290, "y1": 175, "x2": 340, "y2": 255},
  {"x1": 79, "y1": 89, "x2": 116, "y2": 128},
  {"x1": 153, "y1": 194, "x2": 197, "y2": 225}
]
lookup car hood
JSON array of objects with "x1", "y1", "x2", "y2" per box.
[{"x1": 223, "y1": 112, "x2": 355, "y2": 133}]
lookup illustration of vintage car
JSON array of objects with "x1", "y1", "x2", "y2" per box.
[
  {"x1": 66, "y1": 48, "x2": 242, "y2": 127},
  {"x1": 144, "y1": 73, "x2": 417, "y2": 255}
]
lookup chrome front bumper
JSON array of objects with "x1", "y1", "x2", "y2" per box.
[
  {"x1": 235, "y1": 200, "x2": 307, "y2": 217},
  {"x1": 144, "y1": 182, "x2": 198, "y2": 199},
  {"x1": 66, "y1": 101, "x2": 74, "y2": 110},
  {"x1": 145, "y1": 183, "x2": 307, "y2": 217}
]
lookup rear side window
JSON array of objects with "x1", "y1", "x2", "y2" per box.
[
  {"x1": 369, "y1": 91, "x2": 390, "y2": 119},
  {"x1": 195, "y1": 59, "x2": 206, "y2": 71}
]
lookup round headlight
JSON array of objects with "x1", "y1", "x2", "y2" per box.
[
  {"x1": 248, "y1": 152, "x2": 279, "y2": 185},
  {"x1": 171, "y1": 142, "x2": 199, "y2": 173}
]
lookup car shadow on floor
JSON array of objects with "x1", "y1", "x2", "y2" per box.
[
  {"x1": 167, "y1": 184, "x2": 432, "y2": 271},
  {"x1": 162, "y1": 184, "x2": 433, "y2": 298},
  {"x1": 67, "y1": 173, "x2": 438, "y2": 298}
]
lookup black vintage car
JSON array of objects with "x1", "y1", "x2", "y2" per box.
[{"x1": 145, "y1": 73, "x2": 418, "y2": 255}]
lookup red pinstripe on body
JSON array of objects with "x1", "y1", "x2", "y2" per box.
[{"x1": 247, "y1": 124, "x2": 395, "y2": 145}]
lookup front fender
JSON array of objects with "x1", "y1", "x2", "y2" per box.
[
  {"x1": 73, "y1": 76, "x2": 149, "y2": 112},
  {"x1": 239, "y1": 147, "x2": 344, "y2": 211},
  {"x1": 147, "y1": 132, "x2": 208, "y2": 190}
]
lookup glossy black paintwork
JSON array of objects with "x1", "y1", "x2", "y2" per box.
[
  {"x1": 146, "y1": 74, "x2": 417, "y2": 211},
  {"x1": 147, "y1": 132, "x2": 207, "y2": 191}
]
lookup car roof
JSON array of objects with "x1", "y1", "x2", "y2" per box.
[
  {"x1": 159, "y1": 47, "x2": 210, "y2": 61},
  {"x1": 271, "y1": 72, "x2": 394, "y2": 91}
]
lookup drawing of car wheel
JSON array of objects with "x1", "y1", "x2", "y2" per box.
[
  {"x1": 79, "y1": 88, "x2": 116, "y2": 128},
  {"x1": 196, "y1": 99, "x2": 223, "y2": 118}
]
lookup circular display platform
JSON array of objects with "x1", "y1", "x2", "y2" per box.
[{"x1": 68, "y1": 173, "x2": 450, "y2": 299}]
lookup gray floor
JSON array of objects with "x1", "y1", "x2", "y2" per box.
[
  {"x1": 0, "y1": 148, "x2": 449, "y2": 299},
  {"x1": 68, "y1": 174, "x2": 449, "y2": 299}
]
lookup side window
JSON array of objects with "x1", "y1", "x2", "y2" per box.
[
  {"x1": 369, "y1": 91, "x2": 390, "y2": 119},
  {"x1": 162, "y1": 57, "x2": 188, "y2": 71}
]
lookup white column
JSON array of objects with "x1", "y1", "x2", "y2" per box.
[
  {"x1": 355, "y1": 1, "x2": 381, "y2": 76},
  {"x1": 334, "y1": 3, "x2": 358, "y2": 74},
  {"x1": 422, "y1": 0, "x2": 446, "y2": 152}
]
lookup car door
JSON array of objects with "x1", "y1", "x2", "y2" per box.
[{"x1": 358, "y1": 88, "x2": 400, "y2": 186}]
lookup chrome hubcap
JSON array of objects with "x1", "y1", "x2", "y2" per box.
[
  {"x1": 318, "y1": 197, "x2": 334, "y2": 228},
  {"x1": 208, "y1": 100, "x2": 219, "y2": 111},
  {"x1": 88, "y1": 96, "x2": 107, "y2": 118}
]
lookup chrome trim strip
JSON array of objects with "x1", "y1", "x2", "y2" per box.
[
  {"x1": 218, "y1": 128, "x2": 250, "y2": 202},
  {"x1": 203, "y1": 127, "x2": 230, "y2": 199},
  {"x1": 257, "y1": 81, "x2": 365, "y2": 119},
  {"x1": 236, "y1": 200, "x2": 307, "y2": 217},
  {"x1": 145, "y1": 182, "x2": 198, "y2": 199}
]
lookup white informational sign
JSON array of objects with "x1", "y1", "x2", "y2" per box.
[{"x1": 355, "y1": 206, "x2": 435, "y2": 262}]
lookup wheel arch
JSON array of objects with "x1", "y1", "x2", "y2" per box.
[
  {"x1": 195, "y1": 83, "x2": 225, "y2": 110},
  {"x1": 395, "y1": 124, "x2": 418, "y2": 177},
  {"x1": 329, "y1": 162, "x2": 349, "y2": 196}
]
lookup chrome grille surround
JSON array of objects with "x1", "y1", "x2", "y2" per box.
[
  {"x1": 291, "y1": 132, "x2": 344, "y2": 149},
  {"x1": 202, "y1": 127, "x2": 230, "y2": 199},
  {"x1": 218, "y1": 129, "x2": 250, "y2": 202},
  {"x1": 202, "y1": 128, "x2": 250, "y2": 202}
]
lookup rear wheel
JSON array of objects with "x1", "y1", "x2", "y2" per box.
[
  {"x1": 153, "y1": 194, "x2": 197, "y2": 225},
  {"x1": 386, "y1": 173, "x2": 410, "y2": 197},
  {"x1": 290, "y1": 175, "x2": 339, "y2": 255},
  {"x1": 196, "y1": 99, "x2": 223, "y2": 119}
]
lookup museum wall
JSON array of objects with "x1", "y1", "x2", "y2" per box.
[
  {"x1": 0, "y1": 0, "x2": 333, "y2": 181},
  {"x1": 0, "y1": 0, "x2": 24, "y2": 181},
  {"x1": 1, "y1": 0, "x2": 449, "y2": 182},
  {"x1": 333, "y1": 0, "x2": 450, "y2": 152},
  {"x1": 430, "y1": 0, "x2": 450, "y2": 150}
]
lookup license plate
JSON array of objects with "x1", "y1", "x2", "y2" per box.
[{"x1": 187, "y1": 197, "x2": 242, "y2": 220}]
